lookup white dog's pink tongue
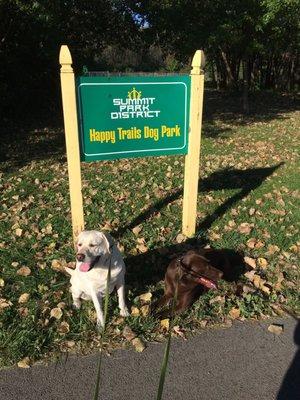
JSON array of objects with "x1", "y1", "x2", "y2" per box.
[{"x1": 79, "y1": 262, "x2": 91, "y2": 272}]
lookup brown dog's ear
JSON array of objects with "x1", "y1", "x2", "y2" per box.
[{"x1": 174, "y1": 258, "x2": 184, "y2": 281}]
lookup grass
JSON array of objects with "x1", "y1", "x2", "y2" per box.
[{"x1": 0, "y1": 90, "x2": 299, "y2": 369}]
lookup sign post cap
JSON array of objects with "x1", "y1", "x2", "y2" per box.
[
  {"x1": 59, "y1": 45, "x2": 72, "y2": 65},
  {"x1": 192, "y1": 50, "x2": 205, "y2": 70}
]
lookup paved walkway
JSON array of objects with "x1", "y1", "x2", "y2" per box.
[{"x1": 0, "y1": 317, "x2": 299, "y2": 400}]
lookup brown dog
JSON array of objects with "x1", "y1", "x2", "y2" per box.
[{"x1": 156, "y1": 249, "x2": 229, "y2": 313}]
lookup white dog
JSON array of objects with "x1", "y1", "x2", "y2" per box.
[{"x1": 65, "y1": 230, "x2": 129, "y2": 327}]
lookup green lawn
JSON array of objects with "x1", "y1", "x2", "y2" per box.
[{"x1": 0, "y1": 90, "x2": 299, "y2": 368}]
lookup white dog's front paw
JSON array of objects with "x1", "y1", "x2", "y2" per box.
[
  {"x1": 72, "y1": 301, "x2": 81, "y2": 310},
  {"x1": 96, "y1": 319, "x2": 104, "y2": 329},
  {"x1": 120, "y1": 307, "x2": 129, "y2": 317}
]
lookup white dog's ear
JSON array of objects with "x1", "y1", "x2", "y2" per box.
[{"x1": 98, "y1": 232, "x2": 111, "y2": 255}]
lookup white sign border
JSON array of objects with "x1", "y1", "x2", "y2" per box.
[{"x1": 77, "y1": 81, "x2": 189, "y2": 158}]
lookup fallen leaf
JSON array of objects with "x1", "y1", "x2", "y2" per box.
[
  {"x1": 289, "y1": 245, "x2": 299, "y2": 254},
  {"x1": 209, "y1": 295, "x2": 225, "y2": 305},
  {"x1": 58, "y1": 321, "x2": 70, "y2": 335},
  {"x1": 50, "y1": 307, "x2": 63, "y2": 320},
  {"x1": 244, "y1": 257, "x2": 256, "y2": 269},
  {"x1": 260, "y1": 285, "x2": 271, "y2": 295},
  {"x1": 200, "y1": 320, "x2": 208, "y2": 328},
  {"x1": 11, "y1": 262, "x2": 19, "y2": 268},
  {"x1": 131, "y1": 306, "x2": 140, "y2": 316},
  {"x1": 18, "y1": 307, "x2": 29, "y2": 317},
  {"x1": 249, "y1": 208, "x2": 256, "y2": 216},
  {"x1": 0, "y1": 278, "x2": 4, "y2": 287},
  {"x1": 255, "y1": 240, "x2": 265, "y2": 249},
  {"x1": 136, "y1": 243, "x2": 148, "y2": 253},
  {"x1": 132, "y1": 225, "x2": 142, "y2": 236},
  {"x1": 16, "y1": 266, "x2": 31, "y2": 276},
  {"x1": 51, "y1": 259, "x2": 66, "y2": 272},
  {"x1": 17, "y1": 357, "x2": 30, "y2": 368},
  {"x1": 66, "y1": 341, "x2": 76, "y2": 348},
  {"x1": 15, "y1": 228, "x2": 23, "y2": 237},
  {"x1": 132, "y1": 337, "x2": 146, "y2": 352},
  {"x1": 0, "y1": 298, "x2": 12, "y2": 310},
  {"x1": 123, "y1": 325, "x2": 137, "y2": 341},
  {"x1": 173, "y1": 326, "x2": 187, "y2": 340},
  {"x1": 44, "y1": 223, "x2": 52, "y2": 234},
  {"x1": 244, "y1": 270, "x2": 256, "y2": 282},
  {"x1": 246, "y1": 238, "x2": 256, "y2": 249},
  {"x1": 176, "y1": 233, "x2": 186, "y2": 243},
  {"x1": 267, "y1": 324, "x2": 284, "y2": 335},
  {"x1": 160, "y1": 318, "x2": 170, "y2": 331},
  {"x1": 274, "y1": 272, "x2": 285, "y2": 291},
  {"x1": 238, "y1": 223, "x2": 252, "y2": 235},
  {"x1": 267, "y1": 245, "x2": 280, "y2": 255},
  {"x1": 18, "y1": 293, "x2": 30, "y2": 304},
  {"x1": 253, "y1": 274, "x2": 262, "y2": 288},
  {"x1": 242, "y1": 285, "x2": 256, "y2": 295},
  {"x1": 139, "y1": 292, "x2": 152, "y2": 303},
  {"x1": 229, "y1": 307, "x2": 240, "y2": 319},
  {"x1": 140, "y1": 305, "x2": 150, "y2": 317},
  {"x1": 257, "y1": 258, "x2": 268, "y2": 269}
]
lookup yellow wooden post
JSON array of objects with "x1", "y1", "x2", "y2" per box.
[
  {"x1": 59, "y1": 45, "x2": 84, "y2": 243},
  {"x1": 182, "y1": 50, "x2": 205, "y2": 237}
]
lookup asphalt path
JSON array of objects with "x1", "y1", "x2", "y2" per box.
[{"x1": 0, "y1": 317, "x2": 299, "y2": 400}]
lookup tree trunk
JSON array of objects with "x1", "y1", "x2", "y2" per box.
[
  {"x1": 242, "y1": 59, "x2": 249, "y2": 114},
  {"x1": 219, "y1": 46, "x2": 234, "y2": 87}
]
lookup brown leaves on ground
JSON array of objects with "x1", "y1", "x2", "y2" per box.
[
  {"x1": 136, "y1": 238, "x2": 148, "y2": 253},
  {"x1": 16, "y1": 266, "x2": 31, "y2": 276},
  {"x1": 175, "y1": 233, "x2": 186, "y2": 243},
  {"x1": 131, "y1": 306, "x2": 140, "y2": 316},
  {"x1": 244, "y1": 256, "x2": 256, "y2": 269},
  {"x1": 51, "y1": 259, "x2": 69, "y2": 272},
  {"x1": 267, "y1": 324, "x2": 284, "y2": 335},
  {"x1": 238, "y1": 223, "x2": 253, "y2": 235},
  {"x1": 173, "y1": 326, "x2": 187, "y2": 340},
  {"x1": 244, "y1": 270, "x2": 271, "y2": 295},
  {"x1": 0, "y1": 298, "x2": 12, "y2": 312},
  {"x1": 132, "y1": 337, "x2": 146, "y2": 352},
  {"x1": 57, "y1": 321, "x2": 70, "y2": 335},
  {"x1": 246, "y1": 238, "x2": 265, "y2": 249},
  {"x1": 160, "y1": 318, "x2": 170, "y2": 331},
  {"x1": 50, "y1": 307, "x2": 63, "y2": 320},
  {"x1": 122, "y1": 326, "x2": 145, "y2": 352},
  {"x1": 122, "y1": 325, "x2": 137, "y2": 341},
  {"x1": 17, "y1": 357, "x2": 31, "y2": 368},
  {"x1": 257, "y1": 257, "x2": 268, "y2": 269},
  {"x1": 139, "y1": 292, "x2": 152, "y2": 303},
  {"x1": 132, "y1": 225, "x2": 142, "y2": 236},
  {"x1": 18, "y1": 293, "x2": 30, "y2": 304},
  {"x1": 229, "y1": 307, "x2": 241, "y2": 319}
]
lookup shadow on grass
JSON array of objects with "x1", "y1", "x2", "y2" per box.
[
  {"x1": 120, "y1": 162, "x2": 283, "y2": 291},
  {"x1": 277, "y1": 319, "x2": 300, "y2": 400},
  {"x1": 0, "y1": 91, "x2": 298, "y2": 172},
  {"x1": 203, "y1": 90, "x2": 300, "y2": 138}
]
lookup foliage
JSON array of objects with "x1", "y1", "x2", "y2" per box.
[{"x1": 0, "y1": 0, "x2": 299, "y2": 119}]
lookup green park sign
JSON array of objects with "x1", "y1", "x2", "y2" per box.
[
  {"x1": 77, "y1": 75, "x2": 191, "y2": 161},
  {"x1": 60, "y1": 45, "x2": 204, "y2": 240}
]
